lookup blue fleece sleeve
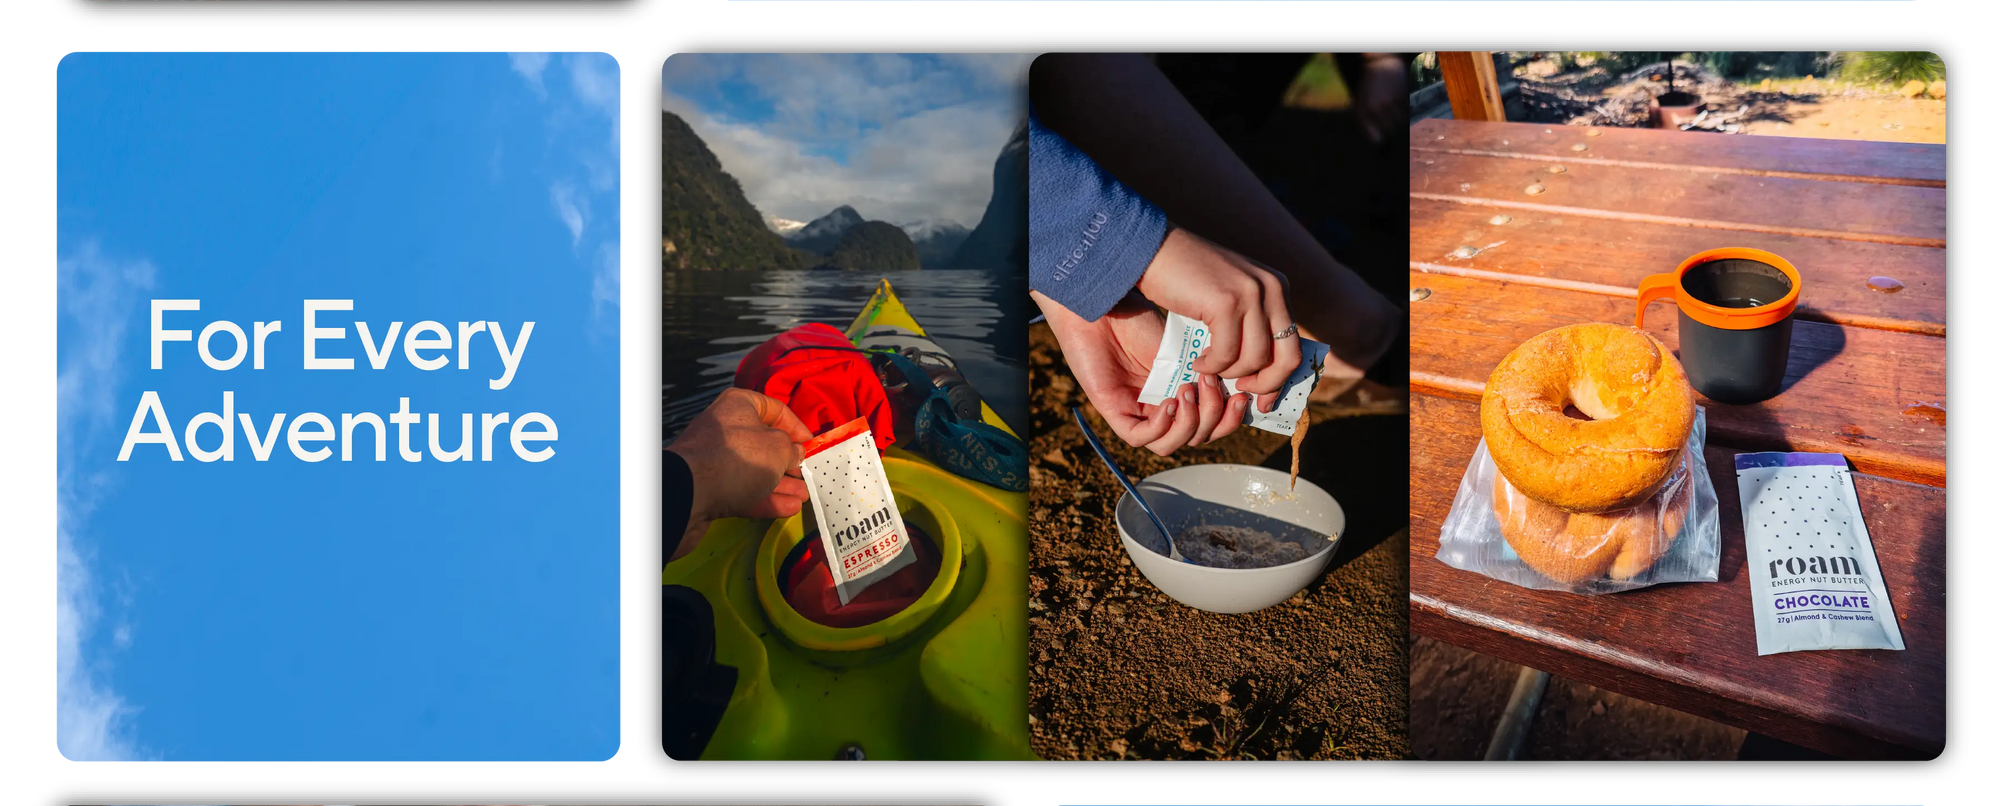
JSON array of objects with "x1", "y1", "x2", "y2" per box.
[{"x1": 1028, "y1": 113, "x2": 1170, "y2": 322}]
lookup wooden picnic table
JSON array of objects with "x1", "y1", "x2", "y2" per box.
[{"x1": 1407, "y1": 117, "x2": 1945, "y2": 759}]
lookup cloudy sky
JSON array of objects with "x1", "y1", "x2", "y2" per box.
[{"x1": 662, "y1": 53, "x2": 1030, "y2": 228}]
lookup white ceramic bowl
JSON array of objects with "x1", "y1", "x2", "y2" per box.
[{"x1": 1115, "y1": 463, "x2": 1344, "y2": 614}]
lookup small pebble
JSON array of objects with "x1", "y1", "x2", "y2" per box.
[
  {"x1": 1571, "y1": 143, "x2": 1590, "y2": 152},
  {"x1": 1586, "y1": 129, "x2": 1603, "y2": 137},
  {"x1": 1525, "y1": 184, "x2": 1546, "y2": 195},
  {"x1": 1450, "y1": 246, "x2": 1480, "y2": 259},
  {"x1": 1548, "y1": 165, "x2": 1567, "y2": 174},
  {"x1": 1489, "y1": 215, "x2": 1512, "y2": 225},
  {"x1": 1410, "y1": 287, "x2": 1432, "y2": 302}
]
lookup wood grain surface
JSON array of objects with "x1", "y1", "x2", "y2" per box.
[
  {"x1": 1412, "y1": 153, "x2": 1945, "y2": 248},
  {"x1": 1410, "y1": 396, "x2": 1944, "y2": 759},
  {"x1": 1438, "y1": 53, "x2": 1505, "y2": 122},
  {"x1": 1408, "y1": 198, "x2": 1945, "y2": 335},
  {"x1": 1414, "y1": 118, "x2": 1947, "y2": 187}
]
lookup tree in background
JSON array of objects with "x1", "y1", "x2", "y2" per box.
[{"x1": 1838, "y1": 51, "x2": 1946, "y2": 87}]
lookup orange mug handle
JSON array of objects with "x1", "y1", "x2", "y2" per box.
[{"x1": 1635, "y1": 273, "x2": 1678, "y2": 328}]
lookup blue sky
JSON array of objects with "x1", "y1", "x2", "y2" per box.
[
  {"x1": 57, "y1": 53, "x2": 620, "y2": 761},
  {"x1": 661, "y1": 53, "x2": 1029, "y2": 227}
]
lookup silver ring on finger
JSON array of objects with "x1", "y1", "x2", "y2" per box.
[{"x1": 1271, "y1": 324, "x2": 1298, "y2": 341}]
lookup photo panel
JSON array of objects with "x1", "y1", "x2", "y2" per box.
[
  {"x1": 659, "y1": 53, "x2": 1034, "y2": 760},
  {"x1": 1406, "y1": 51, "x2": 1943, "y2": 761},
  {"x1": 1025, "y1": 53, "x2": 1414, "y2": 760}
]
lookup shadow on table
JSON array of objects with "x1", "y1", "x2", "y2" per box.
[{"x1": 1779, "y1": 318, "x2": 1847, "y2": 396}]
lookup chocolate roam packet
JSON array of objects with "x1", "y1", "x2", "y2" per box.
[{"x1": 1735, "y1": 452, "x2": 1904, "y2": 655}]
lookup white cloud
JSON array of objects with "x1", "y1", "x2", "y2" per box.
[
  {"x1": 508, "y1": 52, "x2": 552, "y2": 98},
  {"x1": 937, "y1": 53, "x2": 1035, "y2": 93},
  {"x1": 592, "y1": 241, "x2": 620, "y2": 326},
  {"x1": 516, "y1": 55, "x2": 619, "y2": 330},
  {"x1": 56, "y1": 243, "x2": 152, "y2": 761},
  {"x1": 565, "y1": 53, "x2": 619, "y2": 121},
  {"x1": 661, "y1": 54, "x2": 1026, "y2": 227},
  {"x1": 550, "y1": 181, "x2": 587, "y2": 246}
]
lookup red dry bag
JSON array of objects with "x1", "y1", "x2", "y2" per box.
[{"x1": 734, "y1": 323, "x2": 895, "y2": 448}]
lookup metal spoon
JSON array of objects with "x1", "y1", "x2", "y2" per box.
[{"x1": 1070, "y1": 407, "x2": 1186, "y2": 562}]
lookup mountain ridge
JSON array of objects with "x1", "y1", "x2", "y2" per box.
[{"x1": 661, "y1": 110, "x2": 808, "y2": 271}]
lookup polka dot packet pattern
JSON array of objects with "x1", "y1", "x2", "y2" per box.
[
  {"x1": 800, "y1": 417, "x2": 916, "y2": 606},
  {"x1": 1137, "y1": 311, "x2": 1329, "y2": 437},
  {"x1": 1735, "y1": 452, "x2": 1905, "y2": 655}
]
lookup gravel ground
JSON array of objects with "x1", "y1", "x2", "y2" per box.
[{"x1": 1028, "y1": 323, "x2": 1410, "y2": 760}]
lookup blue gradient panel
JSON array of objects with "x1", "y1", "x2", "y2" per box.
[{"x1": 56, "y1": 53, "x2": 620, "y2": 761}]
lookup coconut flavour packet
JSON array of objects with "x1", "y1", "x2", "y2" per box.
[
  {"x1": 1137, "y1": 311, "x2": 1328, "y2": 437},
  {"x1": 800, "y1": 418, "x2": 916, "y2": 605},
  {"x1": 1735, "y1": 452, "x2": 1904, "y2": 655}
]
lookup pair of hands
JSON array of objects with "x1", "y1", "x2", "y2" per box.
[
  {"x1": 1040, "y1": 228, "x2": 1302, "y2": 456},
  {"x1": 667, "y1": 388, "x2": 813, "y2": 561}
]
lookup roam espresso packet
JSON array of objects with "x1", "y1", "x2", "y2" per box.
[
  {"x1": 800, "y1": 418, "x2": 916, "y2": 605},
  {"x1": 1139, "y1": 311, "x2": 1328, "y2": 437},
  {"x1": 1735, "y1": 451, "x2": 1904, "y2": 655}
]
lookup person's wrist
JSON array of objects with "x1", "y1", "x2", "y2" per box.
[
  {"x1": 1134, "y1": 225, "x2": 1185, "y2": 299},
  {"x1": 665, "y1": 445, "x2": 720, "y2": 524},
  {"x1": 673, "y1": 515, "x2": 713, "y2": 562}
]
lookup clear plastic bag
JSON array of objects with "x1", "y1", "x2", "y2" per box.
[{"x1": 1436, "y1": 409, "x2": 1721, "y2": 594}]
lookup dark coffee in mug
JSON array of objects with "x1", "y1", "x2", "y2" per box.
[
  {"x1": 1638, "y1": 249, "x2": 1802, "y2": 405},
  {"x1": 1683, "y1": 259, "x2": 1794, "y2": 309}
]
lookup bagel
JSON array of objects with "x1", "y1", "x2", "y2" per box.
[
  {"x1": 1480, "y1": 323, "x2": 1696, "y2": 513},
  {"x1": 1493, "y1": 450, "x2": 1695, "y2": 584}
]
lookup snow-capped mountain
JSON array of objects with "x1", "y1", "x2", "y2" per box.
[
  {"x1": 897, "y1": 219, "x2": 969, "y2": 242},
  {"x1": 898, "y1": 220, "x2": 972, "y2": 269},
  {"x1": 781, "y1": 205, "x2": 973, "y2": 269},
  {"x1": 783, "y1": 205, "x2": 868, "y2": 254}
]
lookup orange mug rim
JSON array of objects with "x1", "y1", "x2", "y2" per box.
[{"x1": 1667, "y1": 247, "x2": 1801, "y2": 330}]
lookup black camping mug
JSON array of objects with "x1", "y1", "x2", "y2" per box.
[{"x1": 1636, "y1": 248, "x2": 1801, "y2": 404}]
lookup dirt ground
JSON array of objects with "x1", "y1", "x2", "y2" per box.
[
  {"x1": 1734, "y1": 82, "x2": 1945, "y2": 143},
  {"x1": 1028, "y1": 323, "x2": 1410, "y2": 760},
  {"x1": 1512, "y1": 59, "x2": 1945, "y2": 144},
  {"x1": 1409, "y1": 637, "x2": 1745, "y2": 760}
]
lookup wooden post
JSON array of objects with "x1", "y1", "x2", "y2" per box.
[{"x1": 1440, "y1": 51, "x2": 1506, "y2": 122}]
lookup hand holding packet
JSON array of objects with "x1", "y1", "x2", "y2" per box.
[
  {"x1": 1138, "y1": 311, "x2": 1328, "y2": 437},
  {"x1": 800, "y1": 418, "x2": 916, "y2": 605}
]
